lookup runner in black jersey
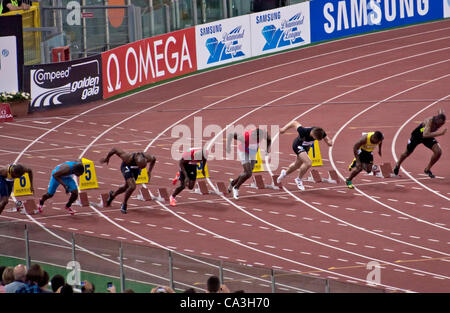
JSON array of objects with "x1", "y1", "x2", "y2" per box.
[
  {"x1": 100, "y1": 148, "x2": 156, "y2": 214},
  {"x1": 276, "y1": 121, "x2": 333, "y2": 190},
  {"x1": 394, "y1": 110, "x2": 446, "y2": 178}
]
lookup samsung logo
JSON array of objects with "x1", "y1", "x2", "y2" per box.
[
  {"x1": 256, "y1": 11, "x2": 281, "y2": 24},
  {"x1": 323, "y1": 0, "x2": 430, "y2": 34},
  {"x1": 200, "y1": 24, "x2": 222, "y2": 36}
]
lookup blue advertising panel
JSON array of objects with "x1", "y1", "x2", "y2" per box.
[{"x1": 311, "y1": 0, "x2": 444, "y2": 42}]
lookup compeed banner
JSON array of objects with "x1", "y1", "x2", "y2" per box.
[
  {"x1": 250, "y1": 2, "x2": 311, "y2": 57},
  {"x1": 311, "y1": 0, "x2": 444, "y2": 42},
  {"x1": 24, "y1": 54, "x2": 103, "y2": 111},
  {"x1": 102, "y1": 27, "x2": 197, "y2": 99},
  {"x1": 195, "y1": 15, "x2": 252, "y2": 70}
]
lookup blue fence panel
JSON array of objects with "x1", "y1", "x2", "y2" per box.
[{"x1": 311, "y1": 0, "x2": 444, "y2": 43}]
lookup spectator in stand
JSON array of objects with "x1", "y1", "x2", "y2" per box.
[
  {"x1": 107, "y1": 283, "x2": 135, "y2": 293},
  {"x1": 5, "y1": 264, "x2": 27, "y2": 293},
  {"x1": 183, "y1": 287, "x2": 196, "y2": 293},
  {"x1": 0, "y1": 0, "x2": 31, "y2": 14},
  {"x1": 56, "y1": 283, "x2": 73, "y2": 294},
  {"x1": 150, "y1": 285, "x2": 175, "y2": 293},
  {"x1": 38, "y1": 271, "x2": 52, "y2": 293},
  {"x1": 50, "y1": 274, "x2": 65, "y2": 293},
  {"x1": 206, "y1": 275, "x2": 230, "y2": 293},
  {"x1": 0, "y1": 266, "x2": 6, "y2": 293},
  {"x1": 15, "y1": 263, "x2": 44, "y2": 293},
  {"x1": 81, "y1": 280, "x2": 95, "y2": 293},
  {"x1": 2, "y1": 266, "x2": 14, "y2": 286}
]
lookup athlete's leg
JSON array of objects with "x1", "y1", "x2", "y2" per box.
[
  {"x1": 424, "y1": 143, "x2": 442, "y2": 177},
  {"x1": 0, "y1": 196, "x2": 8, "y2": 215},
  {"x1": 233, "y1": 162, "x2": 254, "y2": 190}
]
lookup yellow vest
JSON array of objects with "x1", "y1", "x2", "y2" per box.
[{"x1": 361, "y1": 132, "x2": 380, "y2": 152}]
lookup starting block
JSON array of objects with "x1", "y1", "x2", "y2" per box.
[
  {"x1": 372, "y1": 163, "x2": 396, "y2": 178},
  {"x1": 194, "y1": 180, "x2": 210, "y2": 195},
  {"x1": 250, "y1": 175, "x2": 280, "y2": 190},
  {"x1": 194, "y1": 180, "x2": 229, "y2": 196},
  {"x1": 272, "y1": 175, "x2": 282, "y2": 188},
  {"x1": 137, "y1": 187, "x2": 152, "y2": 201},
  {"x1": 305, "y1": 170, "x2": 340, "y2": 184},
  {"x1": 380, "y1": 162, "x2": 396, "y2": 178},
  {"x1": 150, "y1": 188, "x2": 170, "y2": 202},
  {"x1": 78, "y1": 192, "x2": 90, "y2": 207},
  {"x1": 99, "y1": 193, "x2": 110, "y2": 208},
  {"x1": 23, "y1": 199, "x2": 39, "y2": 215},
  {"x1": 215, "y1": 181, "x2": 229, "y2": 196},
  {"x1": 305, "y1": 169, "x2": 323, "y2": 183},
  {"x1": 323, "y1": 170, "x2": 340, "y2": 184}
]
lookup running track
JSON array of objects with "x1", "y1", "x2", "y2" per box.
[{"x1": 1, "y1": 20, "x2": 449, "y2": 293}]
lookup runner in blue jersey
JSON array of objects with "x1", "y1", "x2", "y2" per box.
[{"x1": 38, "y1": 161, "x2": 84, "y2": 215}]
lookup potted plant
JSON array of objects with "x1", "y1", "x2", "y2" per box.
[{"x1": 0, "y1": 91, "x2": 31, "y2": 117}]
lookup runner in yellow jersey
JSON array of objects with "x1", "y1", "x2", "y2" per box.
[
  {"x1": 346, "y1": 131, "x2": 384, "y2": 189},
  {"x1": 394, "y1": 110, "x2": 446, "y2": 178}
]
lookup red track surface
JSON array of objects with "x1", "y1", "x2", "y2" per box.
[{"x1": 1, "y1": 20, "x2": 450, "y2": 293}]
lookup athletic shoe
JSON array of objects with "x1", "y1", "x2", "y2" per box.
[
  {"x1": 120, "y1": 204, "x2": 127, "y2": 214},
  {"x1": 393, "y1": 165, "x2": 399, "y2": 176},
  {"x1": 348, "y1": 158, "x2": 356, "y2": 171},
  {"x1": 294, "y1": 178, "x2": 305, "y2": 191},
  {"x1": 424, "y1": 169, "x2": 435, "y2": 178},
  {"x1": 345, "y1": 180, "x2": 354, "y2": 189},
  {"x1": 169, "y1": 196, "x2": 176, "y2": 207},
  {"x1": 106, "y1": 190, "x2": 114, "y2": 207},
  {"x1": 37, "y1": 203, "x2": 43, "y2": 214},
  {"x1": 172, "y1": 172, "x2": 180, "y2": 185},
  {"x1": 277, "y1": 169, "x2": 287, "y2": 184},
  {"x1": 232, "y1": 187, "x2": 239, "y2": 200},
  {"x1": 65, "y1": 206, "x2": 75, "y2": 215}
]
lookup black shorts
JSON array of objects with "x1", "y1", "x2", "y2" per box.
[
  {"x1": 0, "y1": 176, "x2": 14, "y2": 198},
  {"x1": 357, "y1": 150, "x2": 373, "y2": 164},
  {"x1": 121, "y1": 162, "x2": 140, "y2": 181},
  {"x1": 179, "y1": 164, "x2": 197, "y2": 182},
  {"x1": 292, "y1": 139, "x2": 310, "y2": 155},
  {"x1": 406, "y1": 135, "x2": 438, "y2": 153}
]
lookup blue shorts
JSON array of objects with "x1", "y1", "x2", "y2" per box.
[
  {"x1": 47, "y1": 168, "x2": 77, "y2": 195},
  {"x1": 0, "y1": 176, "x2": 14, "y2": 198}
]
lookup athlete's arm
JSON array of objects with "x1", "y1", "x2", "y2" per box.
[
  {"x1": 201, "y1": 156, "x2": 207, "y2": 177},
  {"x1": 144, "y1": 153, "x2": 156, "y2": 176},
  {"x1": 323, "y1": 135, "x2": 333, "y2": 147},
  {"x1": 423, "y1": 118, "x2": 447, "y2": 138},
  {"x1": 226, "y1": 133, "x2": 244, "y2": 153},
  {"x1": 179, "y1": 158, "x2": 189, "y2": 182},
  {"x1": 100, "y1": 147, "x2": 129, "y2": 164},
  {"x1": 266, "y1": 133, "x2": 272, "y2": 153},
  {"x1": 280, "y1": 121, "x2": 301, "y2": 134},
  {"x1": 378, "y1": 141, "x2": 383, "y2": 157},
  {"x1": 52, "y1": 164, "x2": 72, "y2": 193},
  {"x1": 353, "y1": 136, "x2": 366, "y2": 158}
]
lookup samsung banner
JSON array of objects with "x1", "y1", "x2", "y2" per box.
[
  {"x1": 311, "y1": 0, "x2": 444, "y2": 42},
  {"x1": 24, "y1": 55, "x2": 103, "y2": 111},
  {"x1": 251, "y1": 2, "x2": 311, "y2": 57},
  {"x1": 195, "y1": 15, "x2": 252, "y2": 70}
]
